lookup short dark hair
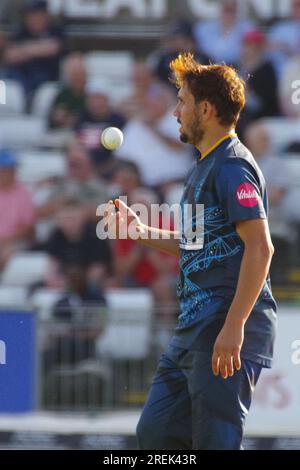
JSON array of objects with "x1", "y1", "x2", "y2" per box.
[
  {"x1": 114, "y1": 160, "x2": 141, "y2": 179},
  {"x1": 170, "y1": 53, "x2": 246, "y2": 127}
]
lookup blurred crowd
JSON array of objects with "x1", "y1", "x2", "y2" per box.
[{"x1": 1, "y1": 0, "x2": 300, "y2": 330}]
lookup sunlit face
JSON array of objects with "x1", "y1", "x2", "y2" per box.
[
  {"x1": 66, "y1": 63, "x2": 87, "y2": 91},
  {"x1": 173, "y1": 83, "x2": 204, "y2": 146},
  {"x1": 0, "y1": 168, "x2": 16, "y2": 188}
]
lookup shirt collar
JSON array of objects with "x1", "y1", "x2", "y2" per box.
[{"x1": 199, "y1": 133, "x2": 237, "y2": 161}]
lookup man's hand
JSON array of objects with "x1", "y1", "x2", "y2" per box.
[
  {"x1": 102, "y1": 199, "x2": 145, "y2": 240},
  {"x1": 212, "y1": 321, "x2": 244, "y2": 379}
]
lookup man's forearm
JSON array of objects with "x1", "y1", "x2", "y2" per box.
[
  {"x1": 137, "y1": 225, "x2": 180, "y2": 258},
  {"x1": 26, "y1": 39, "x2": 61, "y2": 59},
  {"x1": 226, "y1": 244, "x2": 273, "y2": 327},
  {"x1": 6, "y1": 39, "x2": 61, "y2": 64}
]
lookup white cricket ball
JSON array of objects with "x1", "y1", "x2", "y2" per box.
[{"x1": 101, "y1": 127, "x2": 124, "y2": 150}]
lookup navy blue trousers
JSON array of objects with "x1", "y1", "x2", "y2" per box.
[{"x1": 136, "y1": 343, "x2": 262, "y2": 450}]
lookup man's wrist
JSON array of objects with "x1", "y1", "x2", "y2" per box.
[{"x1": 225, "y1": 312, "x2": 246, "y2": 329}]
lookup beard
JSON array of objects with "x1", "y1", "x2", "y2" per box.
[{"x1": 178, "y1": 112, "x2": 204, "y2": 146}]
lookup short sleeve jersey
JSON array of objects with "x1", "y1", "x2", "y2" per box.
[{"x1": 171, "y1": 135, "x2": 277, "y2": 368}]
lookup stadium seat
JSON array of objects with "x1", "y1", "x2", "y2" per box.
[
  {"x1": 0, "y1": 79, "x2": 25, "y2": 115},
  {"x1": 96, "y1": 288, "x2": 153, "y2": 360},
  {"x1": 1, "y1": 252, "x2": 50, "y2": 287},
  {"x1": 104, "y1": 82, "x2": 133, "y2": 106},
  {"x1": 84, "y1": 51, "x2": 135, "y2": 105},
  {"x1": 31, "y1": 82, "x2": 60, "y2": 118},
  {"x1": 17, "y1": 150, "x2": 67, "y2": 184},
  {"x1": 0, "y1": 286, "x2": 28, "y2": 308},
  {"x1": 280, "y1": 154, "x2": 300, "y2": 222},
  {"x1": 0, "y1": 116, "x2": 46, "y2": 148},
  {"x1": 282, "y1": 154, "x2": 300, "y2": 187},
  {"x1": 261, "y1": 118, "x2": 300, "y2": 151},
  {"x1": 84, "y1": 51, "x2": 134, "y2": 83},
  {"x1": 84, "y1": 51, "x2": 134, "y2": 104},
  {"x1": 85, "y1": 77, "x2": 133, "y2": 106}
]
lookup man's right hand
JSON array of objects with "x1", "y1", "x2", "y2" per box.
[{"x1": 103, "y1": 198, "x2": 146, "y2": 240}]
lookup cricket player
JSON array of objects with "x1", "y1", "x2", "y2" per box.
[{"x1": 104, "y1": 53, "x2": 277, "y2": 449}]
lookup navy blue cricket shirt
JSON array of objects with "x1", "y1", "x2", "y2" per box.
[{"x1": 171, "y1": 134, "x2": 277, "y2": 368}]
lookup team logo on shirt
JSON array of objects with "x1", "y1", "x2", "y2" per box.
[{"x1": 236, "y1": 183, "x2": 259, "y2": 207}]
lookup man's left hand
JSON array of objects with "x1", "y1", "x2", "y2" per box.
[{"x1": 212, "y1": 321, "x2": 244, "y2": 379}]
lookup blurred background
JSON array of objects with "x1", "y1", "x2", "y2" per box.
[{"x1": 0, "y1": 0, "x2": 300, "y2": 450}]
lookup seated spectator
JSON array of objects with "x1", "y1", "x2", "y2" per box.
[
  {"x1": 149, "y1": 20, "x2": 209, "y2": 87},
  {"x1": 114, "y1": 188, "x2": 178, "y2": 326},
  {"x1": 193, "y1": 0, "x2": 253, "y2": 66},
  {"x1": 77, "y1": 83, "x2": 126, "y2": 177},
  {"x1": 4, "y1": 0, "x2": 63, "y2": 102},
  {"x1": 43, "y1": 263, "x2": 106, "y2": 372},
  {"x1": 45, "y1": 197, "x2": 112, "y2": 289},
  {"x1": 0, "y1": 149, "x2": 35, "y2": 270},
  {"x1": 37, "y1": 140, "x2": 108, "y2": 224},
  {"x1": 268, "y1": 0, "x2": 300, "y2": 76},
  {"x1": 120, "y1": 61, "x2": 165, "y2": 120},
  {"x1": 245, "y1": 122, "x2": 293, "y2": 283},
  {"x1": 238, "y1": 30, "x2": 280, "y2": 138},
  {"x1": 115, "y1": 87, "x2": 192, "y2": 191},
  {"x1": 109, "y1": 160, "x2": 142, "y2": 201},
  {"x1": 48, "y1": 53, "x2": 87, "y2": 130},
  {"x1": 53, "y1": 263, "x2": 106, "y2": 322}
]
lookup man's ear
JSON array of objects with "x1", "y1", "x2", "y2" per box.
[{"x1": 201, "y1": 100, "x2": 214, "y2": 121}]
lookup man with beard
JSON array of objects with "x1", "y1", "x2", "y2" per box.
[{"x1": 103, "y1": 54, "x2": 277, "y2": 449}]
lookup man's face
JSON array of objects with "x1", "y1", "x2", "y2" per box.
[
  {"x1": 67, "y1": 146, "x2": 92, "y2": 181},
  {"x1": 0, "y1": 168, "x2": 16, "y2": 188},
  {"x1": 86, "y1": 93, "x2": 110, "y2": 119},
  {"x1": 67, "y1": 64, "x2": 87, "y2": 91},
  {"x1": 221, "y1": 0, "x2": 238, "y2": 22},
  {"x1": 56, "y1": 206, "x2": 85, "y2": 238},
  {"x1": 173, "y1": 84, "x2": 204, "y2": 146},
  {"x1": 25, "y1": 11, "x2": 49, "y2": 35},
  {"x1": 292, "y1": 0, "x2": 300, "y2": 20}
]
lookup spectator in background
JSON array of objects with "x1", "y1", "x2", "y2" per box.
[
  {"x1": 238, "y1": 30, "x2": 280, "y2": 138},
  {"x1": 114, "y1": 187, "x2": 178, "y2": 326},
  {"x1": 245, "y1": 122, "x2": 292, "y2": 283},
  {"x1": 109, "y1": 160, "x2": 141, "y2": 201},
  {"x1": 48, "y1": 53, "x2": 87, "y2": 130},
  {"x1": 53, "y1": 263, "x2": 106, "y2": 322},
  {"x1": 4, "y1": 0, "x2": 63, "y2": 102},
  {"x1": 0, "y1": 149, "x2": 35, "y2": 270},
  {"x1": 120, "y1": 61, "x2": 164, "y2": 120},
  {"x1": 45, "y1": 197, "x2": 112, "y2": 290},
  {"x1": 148, "y1": 20, "x2": 209, "y2": 87},
  {"x1": 36, "y1": 141, "x2": 108, "y2": 224},
  {"x1": 115, "y1": 87, "x2": 192, "y2": 193},
  {"x1": 43, "y1": 263, "x2": 106, "y2": 373},
  {"x1": 77, "y1": 83, "x2": 126, "y2": 177},
  {"x1": 268, "y1": 0, "x2": 300, "y2": 77},
  {"x1": 193, "y1": 0, "x2": 253, "y2": 66}
]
